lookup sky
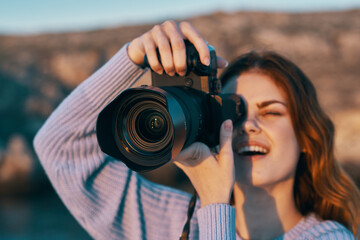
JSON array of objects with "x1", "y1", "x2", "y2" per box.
[{"x1": 0, "y1": 0, "x2": 359, "y2": 35}]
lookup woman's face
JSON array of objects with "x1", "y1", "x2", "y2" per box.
[{"x1": 222, "y1": 71, "x2": 301, "y2": 188}]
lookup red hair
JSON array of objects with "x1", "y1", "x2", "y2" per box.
[{"x1": 220, "y1": 51, "x2": 360, "y2": 236}]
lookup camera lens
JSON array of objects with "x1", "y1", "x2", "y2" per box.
[
  {"x1": 131, "y1": 103, "x2": 172, "y2": 149},
  {"x1": 97, "y1": 87, "x2": 207, "y2": 171},
  {"x1": 116, "y1": 95, "x2": 173, "y2": 155},
  {"x1": 137, "y1": 110, "x2": 167, "y2": 142}
]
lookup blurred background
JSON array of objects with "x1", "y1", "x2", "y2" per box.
[{"x1": 0, "y1": 0, "x2": 359, "y2": 239}]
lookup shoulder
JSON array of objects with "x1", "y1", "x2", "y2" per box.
[{"x1": 296, "y1": 214, "x2": 354, "y2": 240}]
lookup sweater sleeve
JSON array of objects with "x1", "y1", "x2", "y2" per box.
[
  {"x1": 197, "y1": 204, "x2": 236, "y2": 240},
  {"x1": 33, "y1": 44, "x2": 196, "y2": 240}
]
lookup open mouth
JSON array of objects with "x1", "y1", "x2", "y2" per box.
[{"x1": 237, "y1": 145, "x2": 269, "y2": 156}]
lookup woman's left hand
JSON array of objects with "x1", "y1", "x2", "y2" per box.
[{"x1": 174, "y1": 120, "x2": 235, "y2": 207}]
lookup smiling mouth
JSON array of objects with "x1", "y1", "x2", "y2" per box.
[{"x1": 237, "y1": 145, "x2": 269, "y2": 156}]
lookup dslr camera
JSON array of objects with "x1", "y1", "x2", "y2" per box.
[{"x1": 96, "y1": 41, "x2": 245, "y2": 172}]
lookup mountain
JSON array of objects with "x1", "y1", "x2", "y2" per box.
[{"x1": 0, "y1": 10, "x2": 359, "y2": 194}]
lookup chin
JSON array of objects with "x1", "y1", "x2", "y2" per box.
[
  {"x1": 234, "y1": 154, "x2": 297, "y2": 189},
  {"x1": 235, "y1": 168, "x2": 295, "y2": 190}
]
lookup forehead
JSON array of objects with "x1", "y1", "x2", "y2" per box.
[{"x1": 222, "y1": 72, "x2": 287, "y2": 103}]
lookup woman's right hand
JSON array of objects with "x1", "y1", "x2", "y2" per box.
[
  {"x1": 127, "y1": 20, "x2": 227, "y2": 76},
  {"x1": 174, "y1": 120, "x2": 235, "y2": 207}
]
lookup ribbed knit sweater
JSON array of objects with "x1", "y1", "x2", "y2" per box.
[{"x1": 33, "y1": 44, "x2": 355, "y2": 240}]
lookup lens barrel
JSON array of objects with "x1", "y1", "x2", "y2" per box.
[
  {"x1": 96, "y1": 86, "x2": 191, "y2": 171},
  {"x1": 115, "y1": 94, "x2": 173, "y2": 154}
]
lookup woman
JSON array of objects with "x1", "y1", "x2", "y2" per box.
[{"x1": 34, "y1": 20, "x2": 360, "y2": 239}]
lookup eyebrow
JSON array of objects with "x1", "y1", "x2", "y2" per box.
[{"x1": 256, "y1": 100, "x2": 288, "y2": 108}]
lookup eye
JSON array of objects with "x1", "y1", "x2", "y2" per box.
[
  {"x1": 262, "y1": 111, "x2": 282, "y2": 116},
  {"x1": 266, "y1": 111, "x2": 281, "y2": 115}
]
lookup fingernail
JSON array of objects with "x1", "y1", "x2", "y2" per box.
[
  {"x1": 224, "y1": 120, "x2": 232, "y2": 130},
  {"x1": 225, "y1": 60, "x2": 229, "y2": 68},
  {"x1": 203, "y1": 57, "x2": 210, "y2": 66},
  {"x1": 178, "y1": 71, "x2": 186, "y2": 76}
]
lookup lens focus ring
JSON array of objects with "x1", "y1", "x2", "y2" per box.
[{"x1": 117, "y1": 97, "x2": 173, "y2": 154}]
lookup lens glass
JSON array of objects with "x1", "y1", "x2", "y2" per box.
[
  {"x1": 137, "y1": 109, "x2": 167, "y2": 142},
  {"x1": 116, "y1": 95, "x2": 174, "y2": 155}
]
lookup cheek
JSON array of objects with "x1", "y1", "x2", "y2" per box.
[{"x1": 271, "y1": 121, "x2": 300, "y2": 169}]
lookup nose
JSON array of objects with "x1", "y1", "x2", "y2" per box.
[{"x1": 238, "y1": 117, "x2": 261, "y2": 135}]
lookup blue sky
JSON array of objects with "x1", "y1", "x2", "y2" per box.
[{"x1": 0, "y1": 0, "x2": 359, "y2": 34}]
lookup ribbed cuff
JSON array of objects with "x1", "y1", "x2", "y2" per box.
[{"x1": 197, "y1": 203, "x2": 236, "y2": 240}]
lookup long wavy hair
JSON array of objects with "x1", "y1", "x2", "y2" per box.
[{"x1": 220, "y1": 51, "x2": 360, "y2": 236}]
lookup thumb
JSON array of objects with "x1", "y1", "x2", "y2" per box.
[
  {"x1": 218, "y1": 119, "x2": 233, "y2": 167},
  {"x1": 173, "y1": 142, "x2": 211, "y2": 167},
  {"x1": 216, "y1": 56, "x2": 228, "y2": 69}
]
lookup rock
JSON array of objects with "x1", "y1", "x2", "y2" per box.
[
  {"x1": 0, "y1": 135, "x2": 34, "y2": 195},
  {"x1": 337, "y1": 31, "x2": 360, "y2": 66},
  {"x1": 50, "y1": 51, "x2": 100, "y2": 88},
  {"x1": 333, "y1": 110, "x2": 360, "y2": 163}
]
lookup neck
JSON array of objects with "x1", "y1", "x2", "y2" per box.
[{"x1": 233, "y1": 179, "x2": 302, "y2": 240}]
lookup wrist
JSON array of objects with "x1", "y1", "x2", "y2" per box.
[{"x1": 200, "y1": 193, "x2": 231, "y2": 208}]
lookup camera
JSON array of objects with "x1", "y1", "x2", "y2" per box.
[{"x1": 96, "y1": 41, "x2": 245, "y2": 172}]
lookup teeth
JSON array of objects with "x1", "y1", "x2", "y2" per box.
[{"x1": 237, "y1": 145, "x2": 269, "y2": 154}]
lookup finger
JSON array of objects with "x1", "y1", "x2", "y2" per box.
[
  {"x1": 173, "y1": 142, "x2": 211, "y2": 167},
  {"x1": 178, "y1": 21, "x2": 210, "y2": 66},
  {"x1": 142, "y1": 33, "x2": 163, "y2": 74},
  {"x1": 127, "y1": 37, "x2": 146, "y2": 66},
  {"x1": 151, "y1": 25, "x2": 175, "y2": 76},
  {"x1": 211, "y1": 151, "x2": 219, "y2": 159},
  {"x1": 219, "y1": 120, "x2": 234, "y2": 167},
  {"x1": 162, "y1": 21, "x2": 187, "y2": 76},
  {"x1": 216, "y1": 56, "x2": 229, "y2": 69}
]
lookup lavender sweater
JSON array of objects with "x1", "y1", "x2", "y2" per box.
[{"x1": 34, "y1": 44, "x2": 354, "y2": 240}]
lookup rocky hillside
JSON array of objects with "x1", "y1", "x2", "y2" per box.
[{"x1": 0, "y1": 10, "x2": 359, "y2": 194}]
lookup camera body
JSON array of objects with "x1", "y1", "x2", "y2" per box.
[
  {"x1": 149, "y1": 40, "x2": 221, "y2": 94},
  {"x1": 96, "y1": 41, "x2": 244, "y2": 172}
]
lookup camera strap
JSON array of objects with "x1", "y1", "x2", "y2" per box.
[{"x1": 179, "y1": 190, "x2": 197, "y2": 240}]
